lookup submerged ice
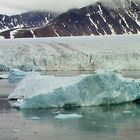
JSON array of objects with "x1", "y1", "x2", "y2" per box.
[{"x1": 8, "y1": 70, "x2": 140, "y2": 109}]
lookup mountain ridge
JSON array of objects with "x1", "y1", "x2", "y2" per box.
[{"x1": 0, "y1": 0, "x2": 140, "y2": 38}]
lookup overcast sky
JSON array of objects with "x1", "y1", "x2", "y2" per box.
[{"x1": 0, "y1": 0, "x2": 99, "y2": 15}]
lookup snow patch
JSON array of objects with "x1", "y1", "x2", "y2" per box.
[
  {"x1": 30, "y1": 30, "x2": 36, "y2": 38},
  {"x1": 10, "y1": 30, "x2": 18, "y2": 39},
  {"x1": 86, "y1": 14, "x2": 98, "y2": 29},
  {"x1": 30, "y1": 117, "x2": 41, "y2": 120}
]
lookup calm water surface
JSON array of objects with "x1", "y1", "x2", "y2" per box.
[{"x1": 0, "y1": 71, "x2": 140, "y2": 140}]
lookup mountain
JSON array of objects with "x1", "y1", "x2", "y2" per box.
[
  {"x1": 0, "y1": 11, "x2": 58, "y2": 38},
  {"x1": 0, "y1": 0, "x2": 140, "y2": 38}
]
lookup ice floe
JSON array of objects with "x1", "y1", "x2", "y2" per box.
[
  {"x1": 8, "y1": 70, "x2": 140, "y2": 109},
  {"x1": 8, "y1": 69, "x2": 27, "y2": 81},
  {"x1": 0, "y1": 69, "x2": 40, "y2": 84},
  {"x1": 55, "y1": 114, "x2": 83, "y2": 119}
]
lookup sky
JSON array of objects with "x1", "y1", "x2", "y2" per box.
[{"x1": 0, "y1": 0, "x2": 98, "y2": 15}]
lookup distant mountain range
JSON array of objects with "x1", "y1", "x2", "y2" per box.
[
  {"x1": 0, "y1": 0, "x2": 140, "y2": 39},
  {"x1": 0, "y1": 11, "x2": 58, "y2": 38}
]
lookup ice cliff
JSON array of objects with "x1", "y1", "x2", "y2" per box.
[
  {"x1": 0, "y1": 35, "x2": 140, "y2": 71},
  {"x1": 8, "y1": 70, "x2": 140, "y2": 109}
]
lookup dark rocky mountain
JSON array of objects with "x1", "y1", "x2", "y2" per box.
[
  {"x1": 1, "y1": 0, "x2": 140, "y2": 38},
  {"x1": 0, "y1": 11, "x2": 58, "y2": 38}
]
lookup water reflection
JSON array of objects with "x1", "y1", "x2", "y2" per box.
[{"x1": 20, "y1": 103, "x2": 140, "y2": 135}]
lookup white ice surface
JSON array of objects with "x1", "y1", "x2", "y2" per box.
[
  {"x1": 8, "y1": 73, "x2": 87, "y2": 99},
  {"x1": 0, "y1": 69, "x2": 26, "y2": 79},
  {"x1": 0, "y1": 69, "x2": 40, "y2": 80},
  {"x1": 55, "y1": 114, "x2": 83, "y2": 119},
  {"x1": 8, "y1": 69, "x2": 27, "y2": 80},
  {"x1": 0, "y1": 74, "x2": 9, "y2": 79},
  {"x1": 9, "y1": 70, "x2": 140, "y2": 109},
  {"x1": 0, "y1": 34, "x2": 140, "y2": 71}
]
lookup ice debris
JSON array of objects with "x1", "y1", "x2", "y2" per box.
[
  {"x1": 0, "y1": 74, "x2": 9, "y2": 79},
  {"x1": 8, "y1": 69, "x2": 27, "y2": 81},
  {"x1": 55, "y1": 114, "x2": 83, "y2": 119},
  {"x1": 8, "y1": 70, "x2": 140, "y2": 109},
  {"x1": 30, "y1": 117, "x2": 41, "y2": 120}
]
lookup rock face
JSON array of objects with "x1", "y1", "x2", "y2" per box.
[
  {"x1": 1, "y1": 0, "x2": 139, "y2": 38},
  {"x1": 0, "y1": 11, "x2": 58, "y2": 38},
  {"x1": 32, "y1": 0, "x2": 140, "y2": 37}
]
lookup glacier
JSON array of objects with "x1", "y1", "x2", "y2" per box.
[
  {"x1": 0, "y1": 34, "x2": 140, "y2": 71},
  {"x1": 8, "y1": 70, "x2": 140, "y2": 109}
]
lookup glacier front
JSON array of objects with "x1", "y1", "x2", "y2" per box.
[
  {"x1": 8, "y1": 70, "x2": 140, "y2": 109},
  {"x1": 0, "y1": 34, "x2": 140, "y2": 71}
]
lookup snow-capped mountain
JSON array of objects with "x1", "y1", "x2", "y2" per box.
[
  {"x1": 0, "y1": 12, "x2": 58, "y2": 30},
  {"x1": 0, "y1": 11, "x2": 58, "y2": 38},
  {"x1": 1, "y1": 0, "x2": 140, "y2": 38}
]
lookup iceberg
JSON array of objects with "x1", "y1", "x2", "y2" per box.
[
  {"x1": 0, "y1": 69, "x2": 40, "y2": 83},
  {"x1": 0, "y1": 73, "x2": 9, "y2": 79},
  {"x1": 8, "y1": 69, "x2": 27, "y2": 81},
  {"x1": 0, "y1": 69, "x2": 27, "y2": 80},
  {"x1": 8, "y1": 70, "x2": 140, "y2": 109}
]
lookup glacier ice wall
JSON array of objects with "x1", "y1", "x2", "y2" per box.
[
  {"x1": 9, "y1": 70, "x2": 140, "y2": 109},
  {"x1": 0, "y1": 35, "x2": 140, "y2": 71}
]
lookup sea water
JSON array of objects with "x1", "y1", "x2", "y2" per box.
[{"x1": 0, "y1": 71, "x2": 140, "y2": 140}]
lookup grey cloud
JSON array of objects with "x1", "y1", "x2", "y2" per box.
[{"x1": 0, "y1": 0, "x2": 98, "y2": 12}]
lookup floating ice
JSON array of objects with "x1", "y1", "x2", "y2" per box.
[
  {"x1": 8, "y1": 69, "x2": 27, "y2": 81},
  {"x1": 0, "y1": 69, "x2": 39, "y2": 82},
  {"x1": 0, "y1": 74, "x2": 9, "y2": 79},
  {"x1": 0, "y1": 69, "x2": 27, "y2": 80},
  {"x1": 30, "y1": 117, "x2": 41, "y2": 120},
  {"x1": 55, "y1": 114, "x2": 83, "y2": 119},
  {"x1": 12, "y1": 129, "x2": 21, "y2": 133},
  {"x1": 8, "y1": 73, "x2": 87, "y2": 100},
  {"x1": 8, "y1": 70, "x2": 140, "y2": 109},
  {"x1": 122, "y1": 111, "x2": 133, "y2": 114}
]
